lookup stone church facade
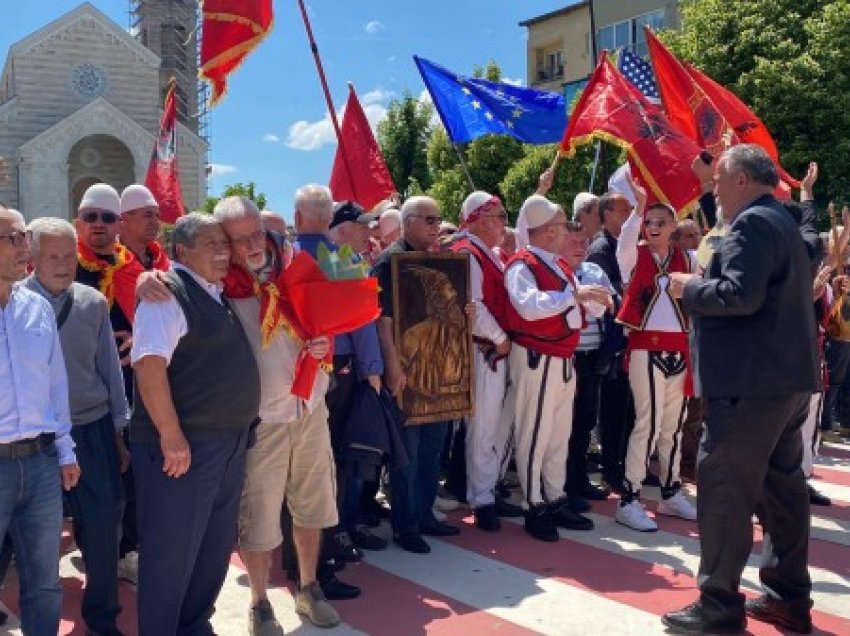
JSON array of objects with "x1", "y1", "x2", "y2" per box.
[{"x1": 0, "y1": 2, "x2": 207, "y2": 221}]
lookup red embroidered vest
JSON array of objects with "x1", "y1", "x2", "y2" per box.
[
  {"x1": 504, "y1": 250, "x2": 582, "y2": 358},
  {"x1": 617, "y1": 245, "x2": 690, "y2": 331},
  {"x1": 451, "y1": 237, "x2": 510, "y2": 333}
]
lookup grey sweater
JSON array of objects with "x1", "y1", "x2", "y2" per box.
[{"x1": 24, "y1": 276, "x2": 130, "y2": 428}]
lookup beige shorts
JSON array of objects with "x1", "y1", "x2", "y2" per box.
[{"x1": 238, "y1": 403, "x2": 338, "y2": 552}]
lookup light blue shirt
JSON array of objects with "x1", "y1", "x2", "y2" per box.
[
  {"x1": 0, "y1": 283, "x2": 75, "y2": 465},
  {"x1": 576, "y1": 261, "x2": 617, "y2": 351}
]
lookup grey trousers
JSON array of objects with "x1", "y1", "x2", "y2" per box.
[{"x1": 696, "y1": 392, "x2": 811, "y2": 623}]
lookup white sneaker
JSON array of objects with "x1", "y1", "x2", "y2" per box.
[
  {"x1": 432, "y1": 506, "x2": 447, "y2": 522},
  {"x1": 657, "y1": 492, "x2": 697, "y2": 520},
  {"x1": 117, "y1": 550, "x2": 139, "y2": 585},
  {"x1": 615, "y1": 499, "x2": 658, "y2": 532},
  {"x1": 434, "y1": 494, "x2": 459, "y2": 512}
]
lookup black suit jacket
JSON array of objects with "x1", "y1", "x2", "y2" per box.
[{"x1": 682, "y1": 194, "x2": 820, "y2": 398}]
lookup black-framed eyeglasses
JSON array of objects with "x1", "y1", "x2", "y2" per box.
[
  {"x1": 644, "y1": 218, "x2": 668, "y2": 229},
  {"x1": 0, "y1": 231, "x2": 27, "y2": 247},
  {"x1": 80, "y1": 210, "x2": 119, "y2": 224},
  {"x1": 482, "y1": 211, "x2": 509, "y2": 222},
  {"x1": 411, "y1": 214, "x2": 442, "y2": 226}
]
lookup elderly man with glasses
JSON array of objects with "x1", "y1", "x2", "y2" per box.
[
  {"x1": 371, "y1": 196, "x2": 463, "y2": 554},
  {"x1": 0, "y1": 205, "x2": 80, "y2": 635}
]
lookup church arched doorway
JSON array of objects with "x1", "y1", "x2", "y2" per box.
[{"x1": 68, "y1": 135, "x2": 135, "y2": 214}]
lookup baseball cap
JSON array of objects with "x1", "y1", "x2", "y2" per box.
[{"x1": 330, "y1": 200, "x2": 379, "y2": 230}]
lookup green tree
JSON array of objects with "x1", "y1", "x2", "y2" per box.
[
  {"x1": 664, "y1": 0, "x2": 850, "y2": 207},
  {"x1": 377, "y1": 92, "x2": 435, "y2": 196},
  {"x1": 203, "y1": 182, "x2": 268, "y2": 214}
]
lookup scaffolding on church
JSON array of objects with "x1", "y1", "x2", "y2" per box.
[{"x1": 129, "y1": 0, "x2": 211, "y2": 190}]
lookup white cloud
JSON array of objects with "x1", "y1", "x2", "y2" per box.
[
  {"x1": 262, "y1": 133, "x2": 280, "y2": 143},
  {"x1": 209, "y1": 163, "x2": 237, "y2": 177},
  {"x1": 285, "y1": 89, "x2": 393, "y2": 151},
  {"x1": 364, "y1": 20, "x2": 384, "y2": 35}
]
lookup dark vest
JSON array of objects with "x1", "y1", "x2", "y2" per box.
[{"x1": 131, "y1": 268, "x2": 260, "y2": 444}]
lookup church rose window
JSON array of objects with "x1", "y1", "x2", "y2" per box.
[{"x1": 71, "y1": 64, "x2": 108, "y2": 99}]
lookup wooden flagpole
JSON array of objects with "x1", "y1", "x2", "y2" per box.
[{"x1": 295, "y1": 0, "x2": 359, "y2": 200}]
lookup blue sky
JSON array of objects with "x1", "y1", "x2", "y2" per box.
[{"x1": 4, "y1": 1, "x2": 570, "y2": 218}]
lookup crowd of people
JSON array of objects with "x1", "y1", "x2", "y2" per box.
[{"x1": 0, "y1": 143, "x2": 843, "y2": 635}]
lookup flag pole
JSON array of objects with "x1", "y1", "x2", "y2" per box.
[
  {"x1": 453, "y1": 143, "x2": 476, "y2": 191},
  {"x1": 587, "y1": 0, "x2": 603, "y2": 192},
  {"x1": 295, "y1": 0, "x2": 358, "y2": 200}
]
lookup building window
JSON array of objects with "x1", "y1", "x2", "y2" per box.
[
  {"x1": 535, "y1": 47, "x2": 565, "y2": 83},
  {"x1": 597, "y1": 9, "x2": 666, "y2": 57}
]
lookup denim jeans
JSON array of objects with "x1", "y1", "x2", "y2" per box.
[
  {"x1": 0, "y1": 444, "x2": 63, "y2": 636},
  {"x1": 389, "y1": 422, "x2": 449, "y2": 535},
  {"x1": 67, "y1": 415, "x2": 124, "y2": 633}
]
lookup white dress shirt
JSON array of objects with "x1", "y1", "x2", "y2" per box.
[
  {"x1": 506, "y1": 246, "x2": 583, "y2": 330},
  {"x1": 0, "y1": 284, "x2": 75, "y2": 465},
  {"x1": 458, "y1": 232, "x2": 508, "y2": 345},
  {"x1": 130, "y1": 263, "x2": 225, "y2": 366},
  {"x1": 617, "y1": 211, "x2": 696, "y2": 332}
]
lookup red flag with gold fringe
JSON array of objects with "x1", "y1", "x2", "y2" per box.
[
  {"x1": 199, "y1": 0, "x2": 274, "y2": 106},
  {"x1": 329, "y1": 85, "x2": 397, "y2": 210},
  {"x1": 145, "y1": 81, "x2": 185, "y2": 224},
  {"x1": 560, "y1": 56, "x2": 702, "y2": 214}
]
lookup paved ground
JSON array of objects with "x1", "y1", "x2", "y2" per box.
[{"x1": 2, "y1": 443, "x2": 849, "y2": 635}]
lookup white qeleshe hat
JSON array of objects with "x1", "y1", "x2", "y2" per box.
[
  {"x1": 79, "y1": 183, "x2": 120, "y2": 215},
  {"x1": 515, "y1": 194, "x2": 559, "y2": 249},
  {"x1": 120, "y1": 184, "x2": 159, "y2": 214}
]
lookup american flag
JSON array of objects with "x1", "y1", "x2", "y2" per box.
[{"x1": 618, "y1": 48, "x2": 661, "y2": 104}]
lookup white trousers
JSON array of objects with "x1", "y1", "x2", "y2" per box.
[
  {"x1": 465, "y1": 348, "x2": 514, "y2": 508},
  {"x1": 625, "y1": 350, "x2": 688, "y2": 494},
  {"x1": 802, "y1": 391, "x2": 823, "y2": 479},
  {"x1": 509, "y1": 344, "x2": 576, "y2": 508}
]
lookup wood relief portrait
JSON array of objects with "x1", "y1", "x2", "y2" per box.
[{"x1": 391, "y1": 252, "x2": 474, "y2": 425}]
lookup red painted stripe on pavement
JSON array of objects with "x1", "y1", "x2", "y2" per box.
[
  {"x1": 812, "y1": 466, "x2": 850, "y2": 487},
  {"x1": 231, "y1": 549, "x2": 540, "y2": 635},
  {"x1": 442, "y1": 511, "x2": 850, "y2": 636}
]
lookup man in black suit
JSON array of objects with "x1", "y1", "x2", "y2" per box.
[{"x1": 663, "y1": 144, "x2": 820, "y2": 634}]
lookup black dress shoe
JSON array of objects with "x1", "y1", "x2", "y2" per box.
[
  {"x1": 495, "y1": 496, "x2": 523, "y2": 518},
  {"x1": 474, "y1": 504, "x2": 501, "y2": 532},
  {"x1": 579, "y1": 482, "x2": 611, "y2": 501},
  {"x1": 808, "y1": 485, "x2": 831, "y2": 506},
  {"x1": 350, "y1": 528, "x2": 388, "y2": 551},
  {"x1": 567, "y1": 495, "x2": 591, "y2": 513},
  {"x1": 524, "y1": 504, "x2": 559, "y2": 542},
  {"x1": 745, "y1": 593, "x2": 812, "y2": 633},
  {"x1": 394, "y1": 532, "x2": 431, "y2": 554},
  {"x1": 320, "y1": 575, "x2": 361, "y2": 600},
  {"x1": 421, "y1": 521, "x2": 461, "y2": 537},
  {"x1": 661, "y1": 601, "x2": 746, "y2": 634},
  {"x1": 550, "y1": 502, "x2": 594, "y2": 531}
]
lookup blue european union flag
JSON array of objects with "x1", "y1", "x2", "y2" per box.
[{"x1": 414, "y1": 56, "x2": 568, "y2": 145}]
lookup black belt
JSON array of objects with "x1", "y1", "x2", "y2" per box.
[{"x1": 0, "y1": 433, "x2": 56, "y2": 460}]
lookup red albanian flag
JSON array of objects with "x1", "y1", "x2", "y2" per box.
[
  {"x1": 645, "y1": 28, "x2": 739, "y2": 158},
  {"x1": 199, "y1": 0, "x2": 274, "y2": 106},
  {"x1": 329, "y1": 85, "x2": 397, "y2": 210},
  {"x1": 684, "y1": 63, "x2": 799, "y2": 188},
  {"x1": 560, "y1": 55, "x2": 703, "y2": 214},
  {"x1": 145, "y1": 81, "x2": 185, "y2": 224}
]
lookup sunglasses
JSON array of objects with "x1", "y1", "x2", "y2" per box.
[
  {"x1": 411, "y1": 214, "x2": 442, "y2": 226},
  {"x1": 80, "y1": 210, "x2": 119, "y2": 224},
  {"x1": 644, "y1": 218, "x2": 669, "y2": 229},
  {"x1": 0, "y1": 231, "x2": 27, "y2": 247}
]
